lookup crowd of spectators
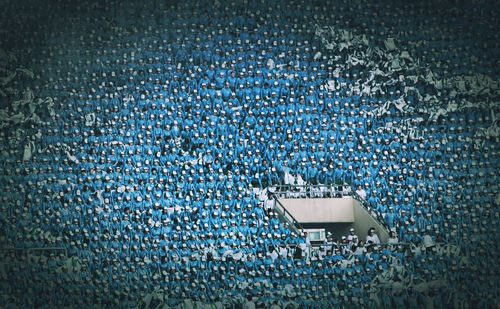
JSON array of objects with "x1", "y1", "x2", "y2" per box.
[{"x1": 0, "y1": 0, "x2": 498, "y2": 308}]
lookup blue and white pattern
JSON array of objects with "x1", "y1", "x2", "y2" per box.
[{"x1": 0, "y1": 0, "x2": 498, "y2": 308}]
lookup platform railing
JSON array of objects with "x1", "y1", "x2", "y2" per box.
[
  {"x1": 271, "y1": 184, "x2": 352, "y2": 199},
  {"x1": 272, "y1": 195, "x2": 305, "y2": 236},
  {"x1": 27, "y1": 247, "x2": 68, "y2": 259},
  {"x1": 350, "y1": 190, "x2": 392, "y2": 232},
  {"x1": 0, "y1": 246, "x2": 68, "y2": 259},
  {"x1": 258, "y1": 242, "x2": 441, "y2": 263}
]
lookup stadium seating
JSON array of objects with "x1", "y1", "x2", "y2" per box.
[{"x1": 0, "y1": 0, "x2": 498, "y2": 308}]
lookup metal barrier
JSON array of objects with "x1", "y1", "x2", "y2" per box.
[
  {"x1": 271, "y1": 184, "x2": 352, "y2": 199},
  {"x1": 0, "y1": 247, "x2": 67, "y2": 259},
  {"x1": 351, "y1": 191, "x2": 392, "y2": 232},
  {"x1": 273, "y1": 242, "x2": 423, "y2": 262},
  {"x1": 0, "y1": 247, "x2": 25, "y2": 258},
  {"x1": 309, "y1": 242, "x2": 448, "y2": 257},
  {"x1": 272, "y1": 196, "x2": 305, "y2": 235},
  {"x1": 27, "y1": 247, "x2": 68, "y2": 259}
]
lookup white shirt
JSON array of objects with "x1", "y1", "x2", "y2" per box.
[
  {"x1": 347, "y1": 234, "x2": 358, "y2": 244},
  {"x1": 264, "y1": 198, "x2": 275, "y2": 211},
  {"x1": 356, "y1": 188, "x2": 367, "y2": 200},
  {"x1": 366, "y1": 233, "x2": 381, "y2": 244},
  {"x1": 243, "y1": 301, "x2": 256, "y2": 309},
  {"x1": 423, "y1": 234, "x2": 435, "y2": 248},
  {"x1": 388, "y1": 236, "x2": 399, "y2": 245}
]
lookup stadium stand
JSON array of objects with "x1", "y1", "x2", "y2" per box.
[{"x1": 0, "y1": 0, "x2": 499, "y2": 308}]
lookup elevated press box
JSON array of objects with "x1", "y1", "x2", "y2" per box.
[
  {"x1": 280, "y1": 198, "x2": 355, "y2": 223},
  {"x1": 279, "y1": 197, "x2": 389, "y2": 243}
]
